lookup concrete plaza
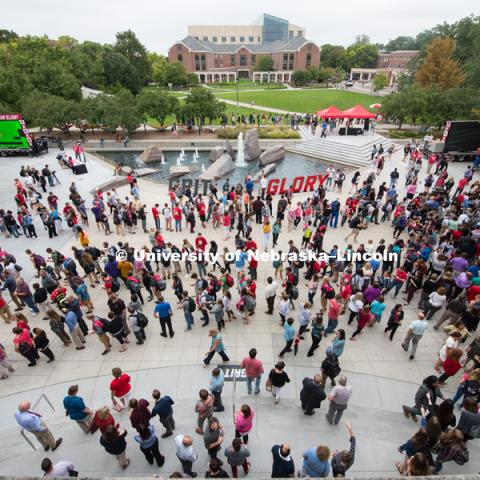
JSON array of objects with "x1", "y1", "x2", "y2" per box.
[{"x1": 0, "y1": 145, "x2": 479, "y2": 477}]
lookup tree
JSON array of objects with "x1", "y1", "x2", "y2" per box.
[
  {"x1": 0, "y1": 66, "x2": 34, "y2": 110},
  {"x1": 415, "y1": 37, "x2": 464, "y2": 90},
  {"x1": 114, "y1": 30, "x2": 152, "y2": 84},
  {"x1": 291, "y1": 70, "x2": 312, "y2": 87},
  {"x1": 340, "y1": 43, "x2": 378, "y2": 71},
  {"x1": 136, "y1": 89, "x2": 179, "y2": 126},
  {"x1": 148, "y1": 52, "x2": 168, "y2": 84},
  {"x1": 354, "y1": 34, "x2": 370, "y2": 45},
  {"x1": 0, "y1": 29, "x2": 18, "y2": 44},
  {"x1": 22, "y1": 93, "x2": 81, "y2": 132},
  {"x1": 381, "y1": 86, "x2": 429, "y2": 128},
  {"x1": 385, "y1": 36, "x2": 418, "y2": 52},
  {"x1": 160, "y1": 62, "x2": 197, "y2": 87},
  {"x1": 103, "y1": 51, "x2": 141, "y2": 94},
  {"x1": 320, "y1": 44, "x2": 345, "y2": 68},
  {"x1": 254, "y1": 55, "x2": 275, "y2": 72},
  {"x1": 180, "y1": 87, "x2": 225, "y2": 133},
  {"x1": 373, "y1": 73, "x2": 388, "y2": 92}
]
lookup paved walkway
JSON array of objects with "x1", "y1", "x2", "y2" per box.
[
  {"x1": 0, "y1": 148, "x2": 479, "y2": 476},
  {"x1": 1, "y1": 365, "x2": 479, "y2": 477}
]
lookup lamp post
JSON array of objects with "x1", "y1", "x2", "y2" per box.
[
  {"x1": 267, "y1": 71, "x2": 271, "y2": 89},
  {"x1": 236, "y1": 74, "x2": 239, "y2": 106}
]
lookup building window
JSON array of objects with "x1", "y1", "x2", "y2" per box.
[
  {"x1": 306, "y1": 53, "x2": 311, "y2": 68},
  {"x1": 194, "y1": 36, "x2": 199, "y2": 40},
  {"x1": 231, "y1": 55, "x2": 236, "y2": 66},
  {"x1": 239, "y1": 36, "x2": 245, "y2": 43},
  {"x1": 251, "y1": 55, "x2": 256, "y2": 66},
  {"x1": 177, "y1": 54, "x2": 183, "y2": 62},
  {"x1": 283, "y1": 53, "x2": 288, "y2": 70},
  {"x1": 194, "y1": 53, "x2": 206, "y2": 71},
  {"x1": 258, "y1": 36, "x2": 261, "y2": 42},
  {"x1": 203, "y1": 36, "x2": 208, "y2": 41},
  {"x1": 297, "y1": 31, "x2": 303, "y2": 37},
  {"x1": 230, "y1": 36, "x2": 236, "y2": 43},
  {"x1": 289, "y1": 53, "x2": 294, "y2": 70},
  {"x1": 240, "y1": 55, "x2": 247, "y2": 66},
  {"x1": 221, "y1": 36, "x2": 227, "y2": 43},
  {"x1": 289, "y1": 30, "x2": 294, "y2": 39},
  {"x1": 212, "y1": 36, "x2": 217, "y2": 43},
  {"x1": 249, "y1": 36, "x2": 254, "y2": 43}
]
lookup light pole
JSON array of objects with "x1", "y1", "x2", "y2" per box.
[
  {"x1": 267, "y1": 71, "x2": 271, "y2": 89},
  {"x1": 236, "y1": 75, "x2": 239, "y2": 106}
]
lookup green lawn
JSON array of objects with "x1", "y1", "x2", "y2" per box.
[
  {"x1": 215, "y1": 89, "x2": 381, "y2": 113},
  {"x1": 206, "y1": 80, "x2": 286, "y2": 93}
]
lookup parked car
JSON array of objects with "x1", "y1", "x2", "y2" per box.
[{"x1": 345, "y1": 79, "x2": 354, "y2": 87}]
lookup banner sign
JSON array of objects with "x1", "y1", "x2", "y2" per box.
[
  {"x1": 169, "y1": 174, "x2": 329, "y2": 196},
  {"x1": 219, "y1": 364, "x2": 247, "y2": 382}
]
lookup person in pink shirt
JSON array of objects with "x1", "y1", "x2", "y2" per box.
[
  {"x1": 222, "y1": 213, "x2": 231, "y2": 240},
  {"x1": 240, "y1": 348, "x2": 264, "y2": 395},
  {"x1": 234, "y1": 404, "x2": 254, "y2": 444}
]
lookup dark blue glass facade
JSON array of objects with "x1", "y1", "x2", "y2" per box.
[{"x1": 263, "y1": 14, "x2": 288, "y2": 42}]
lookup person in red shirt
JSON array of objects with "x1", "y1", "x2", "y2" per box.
[
  {"x1": 466, "y1": 284, "x2": 480, "y2": 302},
  {"x1": 438, "y1": 348, "x2": 464, "y2": 384},
  {"x1": 240, "y1": 348, "x2": 264, "y2": 395},
  {"x1": 197, "y1": 202, "x2": 206, "y2": 228},
  {"x1": 383, "y1": 266, "x2": 407, "y2": 298},
  {"x1": 63, "y1": 203, "x2": 74, "y2": 217},
  {"x1": 110, "y1": 367, "x2": 131, "y2": 411},
  {"x1": 13, "y1": 326, "x2": 38, "y2": 366},
  {"x1": 248, "y1": 257, "x2": 258, "y2": 281},
  {"x1": 172, "y1": 205, "x2": 182, "y2": 232},
  {"x1": 152, "y1": 204, "x2": 161, "y2": 231},
  {"x1": 245, "y1": 238, "x2": 257, "y2": 252},
  {"x1": 453, "y1": 177, "x2": 468, "y2": 198},
  {"x1": 195, "y1": 233, "x2": 207, "y2": 252},
  {"x1": 350, "y1": 304, "x2": 372, "y2": 341},
  {"x1": 168, "y1": 190, "x2": 176, "y2": 206}
]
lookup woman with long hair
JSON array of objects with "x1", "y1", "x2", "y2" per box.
[{"x1": 234, "y1": 404, "x2": 254, "y2": 445}]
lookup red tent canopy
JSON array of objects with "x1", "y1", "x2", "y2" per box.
[
  {"x1": 316, "y1": 105, "x2": 344, "y2": 118},
  {"x1": 342, "y1": 104, "x2": 376, "y2": 119}
]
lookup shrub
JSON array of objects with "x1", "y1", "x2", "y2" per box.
[{"x1": 216, "y1": 126, "x2": 301, "y2": 140}]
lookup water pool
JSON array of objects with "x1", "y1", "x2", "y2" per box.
[{"x1": 98, "y1": 150, "x2": 330, "y2": 186}]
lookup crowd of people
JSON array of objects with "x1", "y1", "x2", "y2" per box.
[{"x1": 1, "y1": 140, "x2": 480, "y2": 477}]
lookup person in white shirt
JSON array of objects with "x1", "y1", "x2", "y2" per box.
[
  {"x1": 260, "y1": 175, "x2": 268, "y2": 200},
  {"x1": 265, "y1": 276, "x2": 278, "y2": 315},
  {"x1": 41, "y1": 458, "x2": 76, "y2": 477},
  {"x1": 175, "y1": 434, "x2": 198, "y2": 477},
  {"x1": 325, "y1": 166, "x2": 335, "y2": 190}
]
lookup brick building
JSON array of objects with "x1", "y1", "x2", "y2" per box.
[
  {"x1": 169, "y1": 36, "x2": 320, "y2": 83},
  {"x1": 375, "y1": 50, "x2": 418, "y2": 69},
  {"x1": 168, "y1": 14, "x2": 320, "y2": 83}
]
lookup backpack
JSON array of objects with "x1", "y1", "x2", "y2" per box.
[
  {"x1": 226, "y1": 275, "x2": 234, "y2": 288},
  {"x1": 136, "y1": 313, "x2": 149, "y2": 328},
  {"x1": 88, "y1": 247, "x2": 101, "y2": 260},
  {"x1": 188, "y1": 297, "x2": 196, "y2": 313},
  {"x1": 214, "y1": 281, "x2": 221, "y2": 292},
  {"x1": 111, "y1": 278, "x2": 120, "y2": 293},
  {"x1": 291, "y1": 287, "x2": 299, "y2": 300}
]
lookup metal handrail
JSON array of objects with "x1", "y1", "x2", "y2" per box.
[{"x1": 20, "y1": 393, "x2": 56, "y2": 451}]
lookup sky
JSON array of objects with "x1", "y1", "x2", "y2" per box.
[{"x1": 2, "y1": 0, "x2": 478, "y2": 53}]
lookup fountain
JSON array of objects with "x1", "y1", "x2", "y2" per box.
[
  {"x1": 161, "y1": 154, "x2": 166, "y2": 165},
  {"x1": 201, "y1": 164, "x2": 206, "y2": 172},
  {"x1": 192, "y1": 152, "x2": 198, "y2": 163},
  {"x1": 176, "y1": 155, "x2": 182, "y2": 165},
  {"x1": 235, "y1": 132, "x2": 246, "y2": 167},
  {"x1": 181, "y1": 148, "x2": 185, "y2": 156},
  {"x1": 195, "y1": 148, "x2": 199, "y2": 157}
]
